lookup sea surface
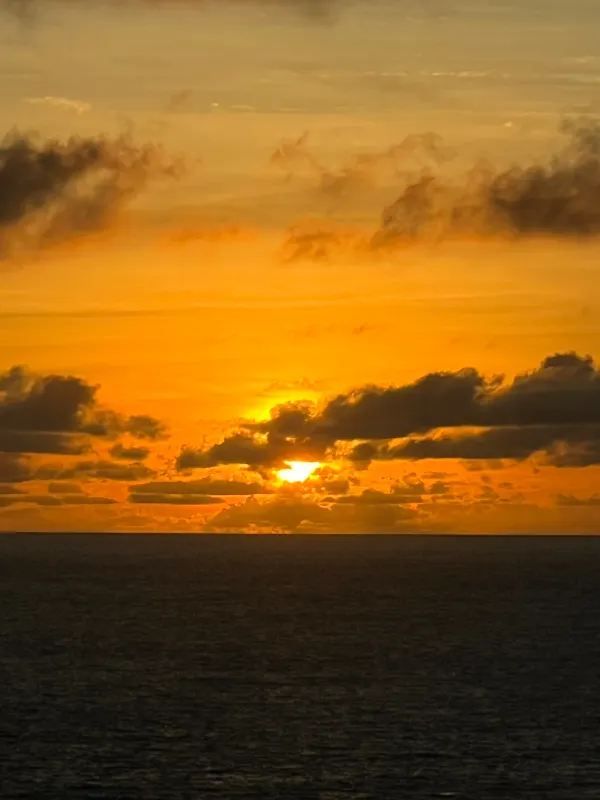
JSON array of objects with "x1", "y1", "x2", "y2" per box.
[{"x1": 1, "y1": 534, "x2": 600, "y2": 799}]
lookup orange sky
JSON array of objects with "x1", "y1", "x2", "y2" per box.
[{"x1": 1, "y1": 0, "x2": 599, "y2": 532}]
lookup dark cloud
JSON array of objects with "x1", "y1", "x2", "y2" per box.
[
  {"x1": 0, "y1": 366, "x2": 95, "y2": 431},
  {"x1": 132, "y1": 478, "x2": 269, "y2": 496},
  {"x1": 125, "y1": 416, "x2": 168, "y2": 440},
  {"x1": 374, "y1": 121, "x2": 600, "y2": 245},
  {"x1": 0, "y1": 484, "x2": 26, "y2": 495},
  {"x1": 0, "y1": 430, "x2": 89, "y2": 455},
  {"x1": 367, "y1": 425, "x2": 600, "y2": 463},
  {"x1": 0, "y1": 365, "x2": 165, "y2": 454},
  {"x1": 47, "y1": 481, "x2": 84, "y2": 494},
  {"x1": 177, "y1": 427, "x2": 325, "y2": 471},
  {"x1": 0, "y1": 453, "x2": 32, "y2": 483},
  {"x1": 0, "y1": 132, "x2": 177, "y2": 258},
  {"x1": 130, "y1": 477, "x2": 269, "y2": 505},
  {"x1": 36, "y1": 460, "x2": 156, "y2": 482},
  {"x1": 205, "y1": 495, "x2": 419, "y2": 533},
  {"x1": 0, "y1": 491, "x2": 116, "y2": 507},
  {"x1": 129, "y1": 493, "x2": 222, "y2": 505},
  {"x1": 110, "y1": 443, "x2": 151, "y2": 461},
  {"x1": 185, "y1": 352, "x2": 600, "y2": 469},
  {"x1": 557, "y1": 494, "x2": 600, "y2": 507},
  {"x1": 331, "y1": 487, "x2": 424, "y2": 505}
]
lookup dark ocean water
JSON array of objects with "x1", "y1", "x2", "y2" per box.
[{"x1": 1, "y1": 534, "x2": 600, "y2": 799}]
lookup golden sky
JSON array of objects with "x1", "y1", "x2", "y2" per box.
[{"x1": 1, "y1": 0, "x2": 600, "y2": 532}]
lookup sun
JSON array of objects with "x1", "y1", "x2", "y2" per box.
[{"x1": 276, "y1": 461, "x2": 321, "y2": 484}]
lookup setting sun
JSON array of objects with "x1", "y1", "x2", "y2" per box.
[{"x1": 277, "y1": 461, "x2": 321, "y2": 484}]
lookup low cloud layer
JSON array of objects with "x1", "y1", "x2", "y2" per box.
[
  {"x1": 180, "y1": 352, "x2": 600, "y2": 470},
  {"x1": 130, "y1": 478, "x2": 269, "y2": 504},
  {"x1": 0, "y1": 132, "x2": 177, "y2": 258},
  {"x1": 0, "y1": 365, "x2": 165, "y2": 455}
]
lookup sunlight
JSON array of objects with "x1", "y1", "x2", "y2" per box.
[{"x1": 276, "y1": 461, "x2": 321, "y2": 484}]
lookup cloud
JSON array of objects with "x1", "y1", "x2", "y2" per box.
[
  {"x1": 281, "y1": 224, "x2": 361, "y2": 263},
  {"x1": 374, "y1": 120, "x2": 600, "y2": 245},
  {"x1": 47, "y1": 481, "x2": 84, "y2": 494},
  {"x1": 4, "y1": 0, "x2": 349, "y2": 23},
  {"x1": 110, "y1": 443, "x2": 151, "y2": 461},
  {"x1": 0, "y1": 453, "x2": 32, "y2": 483},
  {"x1": 0, "y1": 491, "x2": 116, "y2": 507},
  {"x1": 329, "y1": 479, "x2": 449, "y2": 505},
  {"x1": 0, "y1": 132, "x2": 178, "y2": 258},
  {"x1": 365, "y1": 425, "x2": 600, "y2": 464},
  {"x1": 0, "y1": 365, "x2": 166, "y2": 454},
  {"x1": 132, "y1": 478, "x2": 269, "y2": 495},
  {"x1": 557, "y1": 494, "x2": 600, "y2": 507},
  {"x1": 37, "y1": 460, "x2": 155, "y2": 481},
  {"x1": 129, "y1": 494, "x2": 222, "y2": 505},
  {"x1": 24, "y1": 96, "x2": 91, "y2": 115},
  {"x1": 129, "y1": 477, "x2": 269, "y2": 503},
  {"x1": 0, "y1": 483, "x2": 26, "y2": 495},
  {"x1": 205, "y1": 494, "x2": 419, "y2": 533},
  {"x1": 271, "y1": 131, "x2": 450, "y2": 199},
  {"x1": 0, "y1": 430, "x2": 90, "y2": 455},
  {"x1": 177, "y1": 426, "x2": 325, "y2": 471},
  {"x1": 183, "y1": 352, "x2": 600, "y2": 469}
]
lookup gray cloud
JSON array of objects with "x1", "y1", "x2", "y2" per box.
[
  {"x1": 132, "y1": 478, "x2": 269, "y2": 495},
  {"x1": 0, "y1": 492, "x2": 116, "y2": 507},
  {"x1": 364, "y1": 425, "x2": 600, "y2": 464},
  {"x1": 177, "y1": 429, "x2": 325, "y2": 471},
  {"x1": 0, "y1": 132, "x2": 177, "y2": 258},
  {"x1": 110, "y1": 443, "x2": 151, "y2": 461},
  {"x1": 129, "y1": 493, "x2": 222, "y2": 505},
  {"x1": 130, "y1": 477, "x2": 270, "y2": 504},
  {"x1": 36, "y1": 460, "x2": 156, "y2": 482},
  {"x1": 0, "y1": 365, "x2": 166, "y2": 454},
  {"x1": 205, "y1": 495, "x2": 419, "y2": 533},
  {"x1": 557, "y1": 494, "x2": 600, "y2": 507},
  {"x1": 183, "y1": 352, "x2": 600, "y2": 469},
  {"x1": 374, "y1": 121, "x2": 600, "y2": 245}
]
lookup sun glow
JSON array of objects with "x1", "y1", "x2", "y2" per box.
[{"x1": 277, "y1": 461, "x2": 321, "y2": 484}]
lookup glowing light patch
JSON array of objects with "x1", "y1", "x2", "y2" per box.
[{"x1": 276, "y1": 461, "x2": 321, "y2": 484}]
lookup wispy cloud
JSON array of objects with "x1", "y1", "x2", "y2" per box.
[{"x1": 24, "y1": 96, "x2": 91, "y2": 115}]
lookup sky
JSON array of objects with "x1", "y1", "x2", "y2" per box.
[{"x1": 1, "y1": 0, "x2": 600, "y2": 533}]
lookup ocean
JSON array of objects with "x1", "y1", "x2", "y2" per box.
[{"x1": 1, "y1": 533, "x2": 599, "y2": 799}]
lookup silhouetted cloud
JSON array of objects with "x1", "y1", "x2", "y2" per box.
[
  {"x1": 0, "y1": 454, "x2": 32, "y2": 483},
  {"x1": 557, "y1": 493, "x2": 600, "y2": 507},
  {"x1": 183, "y1": 352, "x2": 600, "y2": 469},
  {"x1": 362, "y1": 425, "x2": 600, "y2": 464},
  {"x1": 374, "y1": 121, "x2": 600, "y2": 245},
  {"x1": 110, "y1": 443, "x2": 151, "y2": 461},
  {"x1": 0, "y1": 365, "x2": 166, "y2": 454},
  {"x1": 0, "y1": 132, "x2": 177, "y2": 258},
  {"x1": 177, "y1": 428, "x2": 325, "y2": 471},
  {"x1": 130, "y1": 477, "x2": 273, "y2": 504},
  {"x1": 36, "y1": 460, "x2": 155, "y2": 482},
  {"x1": 205, "y1": 495, "x2": 419, "y2": 533},
  {"x1": 47, "y1": 481, "x2": 84, "y2": 494},
  {"x1": 132, "y1": 478, "x2": 269, "y2": 496},
  {"x1": 0, "y1": 491, "x2": 116, "y2": 508},
  {"x1": 130, "y1": 494, "x2": 222, "y2": 505}
]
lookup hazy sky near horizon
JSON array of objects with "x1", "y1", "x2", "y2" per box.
[{"x1": 1, "y1": 0, "x2": 600, "y2": 533}]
